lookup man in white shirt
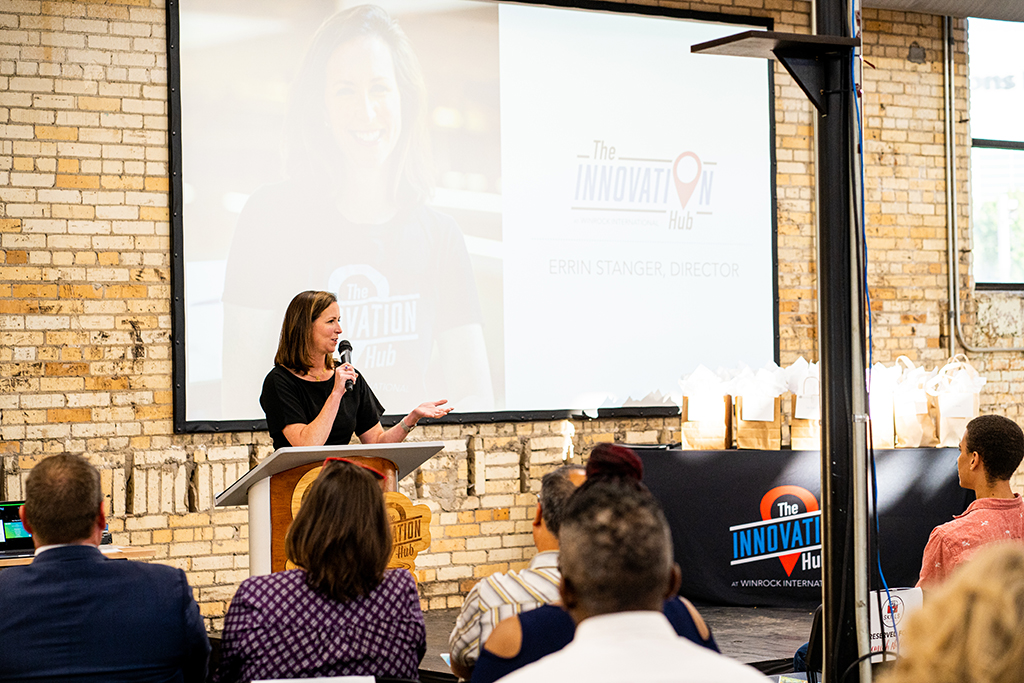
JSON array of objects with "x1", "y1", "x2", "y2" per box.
[
  {"x1": 496, "y1": 480, "x2": 769, "y2": 683},
  {"x1": 448, "y1": 464, "x2": 585, "y2": 679}
]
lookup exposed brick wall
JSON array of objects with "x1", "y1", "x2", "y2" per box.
[
  {"x1": 861, "y1": 11, "x2": 951, "y2": 361},
  {"x1": 2, "y1": 0, "x2": 1021, "y2": 631}
]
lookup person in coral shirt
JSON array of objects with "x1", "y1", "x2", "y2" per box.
[{"x1": 917, "y1": 414, "x2": 1024, "y2": 589}]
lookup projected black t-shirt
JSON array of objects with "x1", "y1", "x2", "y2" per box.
[
  {"x1": 223, "y1": 181, "x2": 483, "y2": 408},
  {"x1": 260, "y1": 365, "x2": 384, "y2": 450}
]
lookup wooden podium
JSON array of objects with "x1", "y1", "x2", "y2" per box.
[{"x1": 216, "y1": 442, "x2": 443, "y2": 576}]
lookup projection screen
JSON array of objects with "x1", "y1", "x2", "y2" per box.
[{"x1": 170, "y1": 0, "x2": 777, "y2": 430}]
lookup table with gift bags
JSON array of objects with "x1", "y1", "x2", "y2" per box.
[
  {"x1": 653, "y1": 355, "x2": 982, "y2": 607},
  {"x1": 678, "y1": 355, "x2": 986, "y2": 453}
]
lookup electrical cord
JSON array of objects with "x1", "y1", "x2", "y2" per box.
[{"x1": 842, "y1": 649, "x2": 899, "y2": 683}]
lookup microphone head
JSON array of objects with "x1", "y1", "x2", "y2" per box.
[{"x1": 337, "y1": 339, "x2": 353, "y2": 354}]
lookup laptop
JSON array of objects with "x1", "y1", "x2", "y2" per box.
[{"x1": 0, "y1": 501, "x2": 35, "y2": 559}]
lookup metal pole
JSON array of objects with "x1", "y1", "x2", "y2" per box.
[{"x1": 816, "y1": 0, "x2": 868, "y2": 680}]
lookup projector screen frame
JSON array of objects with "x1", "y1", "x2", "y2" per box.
[{"x1": 167, "y1": 0, "x2": 779, "y2": 435}]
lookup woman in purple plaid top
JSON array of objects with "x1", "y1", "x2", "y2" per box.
[{"x1": 216, "y1": 459, "x2": 426, "y2": 683}]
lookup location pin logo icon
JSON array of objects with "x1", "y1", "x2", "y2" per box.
[
  {"x1": 673, "y1": 151, "x2": 702, "y2": 210},
  {"x1": 759, "y1": 485, "x2": 819, "y2": 577}
]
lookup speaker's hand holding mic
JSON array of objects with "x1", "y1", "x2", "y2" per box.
[{"x1": 335, "y1": 340, "x2": 358, "y2": 394}]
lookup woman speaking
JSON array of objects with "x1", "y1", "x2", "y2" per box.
[{"x1": 261, "y1": 290, "x2": 451, "y2": 450}]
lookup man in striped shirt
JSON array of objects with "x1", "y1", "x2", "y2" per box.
[{"x1": 448, "y1": 464, "x2": 585, "y2": 679}]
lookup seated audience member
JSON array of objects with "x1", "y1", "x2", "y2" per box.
[
  {"x1": 917, "y1": 414, "x2": 1024, "y2": 588},
  {"x1": 495, "y1": 480, "x2": 769, "y2": 683},
  {"x1": 471, "y1": 444, "x2": 718, "y2": 683},
  {"x1": 216, "y1": 458, "x2": 425, "y2": 683},
  {"x1": 0, "y1": 454, "x2": 210, "y2": 682},
  {"x1": 448, "y1": 464, "x2": 586, "y2": 679},
  {"x1": 880, "y1": 542, "x2": 1024, "y2": 683}
]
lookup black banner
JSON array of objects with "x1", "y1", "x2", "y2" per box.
[{"x1": 635, "y1": 447, "x2": 973, "y2": 608}]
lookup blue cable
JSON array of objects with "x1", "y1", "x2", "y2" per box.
[
  {"x1": 852, "y1": 12, "x2": 872, "y2": 370},
  {"x1": 871, "y1": 447, "x2": 900, "y2": 655}
]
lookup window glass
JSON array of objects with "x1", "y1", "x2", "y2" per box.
[
  {"x1": 970, "y1": 147, "x2": 1024, "y2": 283},
  {"x1": 968, "y1": 18, "x2": 1024, "y2": 285},
  {"x1": 968, "y1": 18, "x2": 1024, "y2": 143}
]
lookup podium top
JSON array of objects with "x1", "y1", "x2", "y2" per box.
[{"x1": 215, "y1": 442, "x2": 444, "y2": 507}]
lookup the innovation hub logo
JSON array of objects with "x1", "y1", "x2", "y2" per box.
[
  {"x1": 571, "y1": 142, "x2": 714, "y2": 229},
  {"x1": 730, "y1": 485, "x2": 822, "y2": 585}
]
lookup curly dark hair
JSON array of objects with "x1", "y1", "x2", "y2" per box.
[
  {"x1": 965, "y1": 415, "x2": 1024, "y2": 483},
  {"x1": 559, "y1": 481, "x2": 672, "y2": 616}
]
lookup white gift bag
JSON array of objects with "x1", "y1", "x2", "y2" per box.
[
  {"x1": 790, "y1": 372, "x2": 821, "y2": 450},
  {"x1": 926, "y1": 355, "x2": 985, "y2": 447},
  {"x1": 868, "y1": 362, "x2": 899, "y2": 449},
  {"x1": 893, "y1": 356, "x2": 938, "y2": 448}
]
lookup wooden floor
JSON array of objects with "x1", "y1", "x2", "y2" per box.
[{"x1": 421, "y1": 604, "x2": 815, "y2": 674}]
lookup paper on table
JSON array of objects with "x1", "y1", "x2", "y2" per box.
[
  {"x1": 740, "y1": 391, "x2": 776, "y2": 421},
  {"x1": 686, "y1": 394, "x2": 726, "y2": 422},
  {"x1": 730, "y1": 363, "x2": 786, "y2": 422},
  {"x1": 939, "y1": 392, "x2": 977, "y2": 419},
  {"x1": 894, "y1": 396, "x2": 929, "y2": 417},
  {"x1": 794, "y1": 393, "x2": 820, "y2": 420}
]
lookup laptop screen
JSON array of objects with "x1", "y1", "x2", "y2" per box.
[{"x1": 0, "y1": 501, "x2": 34, "y2": 555}]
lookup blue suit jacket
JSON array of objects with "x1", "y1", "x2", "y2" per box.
[{"x1": 0, "y1": 545, "x2": 210, "y2": 682}]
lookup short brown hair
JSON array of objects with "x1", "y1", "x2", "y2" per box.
[
  {"x1": 23, "y1": 454, "x2": 103, "y2": 545},
  {"x1": 274, "y1": 290, "x2": 337, "y2": 375},
  {"x1": 286, "y1": 459, "x2": 393, "y2": 602}
]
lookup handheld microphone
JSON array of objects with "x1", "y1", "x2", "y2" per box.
[{"x1": 337, "y1": 340, "x2": 355, "y2": 392}]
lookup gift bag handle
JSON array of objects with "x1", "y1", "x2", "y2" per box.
[
  {"x1": 895, "y1": 355, "x2": 915, "y2": 374},
  {"x1": 926, "y1": 354, "x2": 977, "y2": 397},
  {"x1": 799, "y1": 375, "x2": 820, "y2": 396}
]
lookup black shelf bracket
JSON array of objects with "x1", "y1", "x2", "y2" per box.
[{"x1": 692, "y1": 30, "x2": 859, "y2": 114}]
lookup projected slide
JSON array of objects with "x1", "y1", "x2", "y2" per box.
[
  {"x1": 499, "y1": 5, "x2": 773, "y2": 410},
  {"x1": 174, "y1": 0, "x2": 774, "y2": 425}
]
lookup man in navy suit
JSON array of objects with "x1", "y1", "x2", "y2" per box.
[{"x1": 0, "y1": 454, "x2": 210, "y2": 682}]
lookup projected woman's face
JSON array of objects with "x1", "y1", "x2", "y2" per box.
[{"x1": 325, "y1": 36, "x2": 402, "y2": 171}]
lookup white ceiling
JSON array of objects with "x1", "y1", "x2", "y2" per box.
[{"x1": 862, "y1": 0, "x2": 1024, "y2": 22}]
